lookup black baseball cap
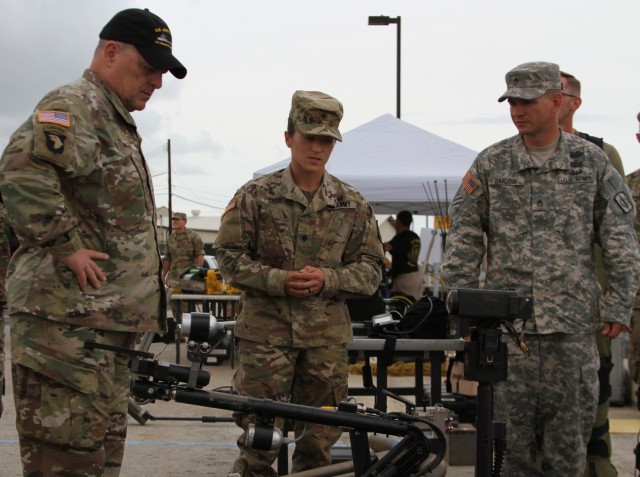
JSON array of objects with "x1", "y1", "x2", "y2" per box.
[{"x1": 99, "y1": 8, "x2": 187, "y2": 79}]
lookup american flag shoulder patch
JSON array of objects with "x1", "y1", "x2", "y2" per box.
[
  {"x1": 222, "y1": 197, "x2": 237, "y2": 217},
  {"x1": 462, "y1": 171, "x2": 478, "y2": 194},
  {"x1": 37, "y1": 110, "x2": 71, "y2": 128}
]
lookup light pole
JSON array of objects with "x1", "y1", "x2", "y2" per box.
[{"x1": 368, "y1": 15, "x2": 401, "y2": 119}]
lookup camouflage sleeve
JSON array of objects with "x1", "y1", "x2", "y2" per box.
[
  {"x1": 214, "y1": 189, "x2": 288, "y2": 295},
  {"x1": 603, "y1": 142, "x2": 624, "y2": 176},
  {"x1": 0, "y1": 95, "x2": 94, "y2": 257},
  {"x1": 627, "y1": 169, "x2": 640, "y2": 312},
  {"x1": 320, "y1": 201, "x2": 384, "y2": 299},
  {"x1": 441, "y1": 157, "x2": 489, "y2": 289},
  {"x1": 596, "y1": 159, "x2": 640, "y2": 325},
  {"x1": 215, "y1": 189, "x2": 384, "y2": 298},
  {"x1": 192, "y1": 230, "x2": 204, "y2": 257}
]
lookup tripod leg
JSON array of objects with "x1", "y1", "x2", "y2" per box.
[
  {"x1": 128, "y1": 398, "x2": 150, "y2": 425},
  {"x1": 128, "y1": 331, "x2": 156, "y2": 425}
]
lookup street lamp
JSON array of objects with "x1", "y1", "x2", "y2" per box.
[{"x1": 368, "y1": 15, "x2": 401, "y2": 119}]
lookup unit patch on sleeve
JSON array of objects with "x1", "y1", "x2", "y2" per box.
[
  {"x1": 614, "y1": 192, "x2": 634, "y2": 214},
  {"x1": 44, "y1": 129, "x2": 66, "y2": 154}
]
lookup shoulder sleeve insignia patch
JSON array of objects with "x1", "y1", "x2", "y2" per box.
[
  {"x1": 222, "y1": 196, "x2": 237, "y2": 217},
  {"x1": 462, "y1": 171, "x2": 478, "y2": 194},
  {"x1": 614, "y1": 192, "x2": 634, "y2": 214},
  {"x1": 37, "y1": 110, "x2": 71, "y2": 128}
]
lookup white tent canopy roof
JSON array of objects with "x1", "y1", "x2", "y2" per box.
[{"x1": 253, "y1": 114, "x2": 477, "y2": 215}]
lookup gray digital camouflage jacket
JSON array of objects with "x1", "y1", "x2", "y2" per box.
[{"x1": 442, "y1": 131, "x2": 639, "y2": 334}]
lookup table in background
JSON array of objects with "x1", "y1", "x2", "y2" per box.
[
  {"x1": 346, "y1": 337, "x2": 465, "y2": 412},
  {"x1": 170, "y1": 293, "x2": 241, "y2": 364}
]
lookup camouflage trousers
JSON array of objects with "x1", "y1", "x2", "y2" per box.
[
  {"x1": 494, "y1": 333, "x2": 599, "y2": 477},
  {"x1": 629, "y1": 307, "x2": 640, "y2": 384},
  {"x1": 584, "y1": 332, "x2": 617, "y2": 477},
  {"x1": 231, "y1": 339, "x2": 348, "y2": 477},
  {"x1": 1, "y1": 311, "x2": 4, "y2": 419},
  {"x1": 10, "y1": 313, "x2": 136, "y2": 477}
]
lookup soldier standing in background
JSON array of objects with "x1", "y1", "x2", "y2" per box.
[
  {"x1": 557, "y1": 70, "x2": 625, "y2": 477},
  {"x1": 627, "y1": 113, "x2": 640, "y2": 386},
  {"x1": 162, "y1": 211, "x2": 205, "y2": 290},
  {"x1": 384, "y1": 210, "x2": 423, "y2": 300},
  {"x1": 162, "y1": 211, "x2": 204, "y2": 331},
  {"x1": 0, "y1": 8, "x2": 185, "y2": 476},
  {"x1": 215, "y1": 90, "x2": 385, "y2": 477},
  {"x1": 442, "y1": 62, "x2": 639, "y2": 476}
]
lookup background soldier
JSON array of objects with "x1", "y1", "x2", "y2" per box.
[
  {"x1": 162, "y1": 211, "x2": 204, "y2": 332},
  {"x1": 215, "y1": 90, "x2": 385, "y2": 476},
  {"x1": 162, "y1": 211, "x2": 205, "y2": 290},
  {"x1": 557, "y1": 70, "x2": 625, "y2": 477},
  {"x1": 0, "y1": 8, "x2": 185, "y2": 476},
  {"x1": 384, "y1": 210, "x2": 423, "y2": 300},
  {"x1": 627, "y1": 113, "x2": 640, "y2": 387}
]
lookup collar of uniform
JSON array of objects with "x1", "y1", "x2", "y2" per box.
[
  {"x1": 82, "y1": 69, "x2": 137, "y2": 129},
  {"x1": 512, "y1": 132, "x2": 571, "y2": 173},
  {"x1": 280, "y1": 166, "x2": 340, "y2": 209}
]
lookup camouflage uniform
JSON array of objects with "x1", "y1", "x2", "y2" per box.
[
  {"x1": 0, "y1": 69, "x2": 166, "y2": 475},
  {"x1": 215, "y1": 164, "x2": 384, "y2": 476},
  {"x1": 0, "y1": 201, "x2": 9, "y2": 418},
  {"x1": 442, "y1": 130, "x2": 639, "y2": 477},
  {"x1": 627, "y1": 167, "x2": 640, "y2": 384},
  {"x1": 576, "y1": 133, "x2": 625, "y2": 477},
  {"x1": 164, "y1": 227, "x2": 205, "y2": 287}
]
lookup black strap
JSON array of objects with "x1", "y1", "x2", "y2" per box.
[{"x1": 578, "y1": 131, "x2": 604, "y2": 150}]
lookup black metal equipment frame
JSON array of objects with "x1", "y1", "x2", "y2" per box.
[{"x1": 87, "y1": 332, "x2": 446, "y2": 477}]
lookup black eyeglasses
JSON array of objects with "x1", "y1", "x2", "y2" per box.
[{"x1": 561, "y1": 93, "x2": 579, "y2": 98}]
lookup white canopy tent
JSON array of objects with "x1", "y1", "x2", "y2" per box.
[{"x1": 253, "y1": 114, "x2": 478, "y2": 215}]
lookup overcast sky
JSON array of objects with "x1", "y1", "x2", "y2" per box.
[{"x1": 1, "y1": 0, "x2": 638, "y2": 219}]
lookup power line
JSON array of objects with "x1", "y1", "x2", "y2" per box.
[{"x1": 171, "y1": 193, "x2": 225, "y2": 210}]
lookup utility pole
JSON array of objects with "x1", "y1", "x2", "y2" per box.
[{"x1": 167, "y1": 138, "x2": 172, "y2": 234}]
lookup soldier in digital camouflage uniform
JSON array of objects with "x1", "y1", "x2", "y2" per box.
[
  {"x1": 558, "y1": 70, "x2": 626, "y2": 477},
  {"x1": 442, "y1": 62, "x2": 640, "y2": 477},
  {"x1": 0, "y1": 8, "x2": 186, "y2": 476},
  {"x1": 0, "y1": 201, "x2": 10, "y2": 419},
  {"x1": 215, "y1": 90, "x2": 385, "y2": 477},
  {"x1": 628, "y1": 112, "x2": 640, "y2": 387}
]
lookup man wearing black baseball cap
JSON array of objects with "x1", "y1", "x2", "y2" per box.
[
  {"x1": 0, "y1": 8, "x2": 185, "y2": 476},
  {"x1": 100, "y1": 8, "x2": 186, "y2": 79}
]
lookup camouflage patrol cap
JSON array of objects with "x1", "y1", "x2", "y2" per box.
[
  {"x1": 172, "y1": 212, "x2": 187, "y2": 219},
  {"x1": 289, "y1": 90, "x2": 343, "y2": 142},
  {"x1": 100, "y1": 8, "x2": 187, "y2": 79},
  {"x1": 498, "y1": 62, "x2": 562, "y2": 102}
]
